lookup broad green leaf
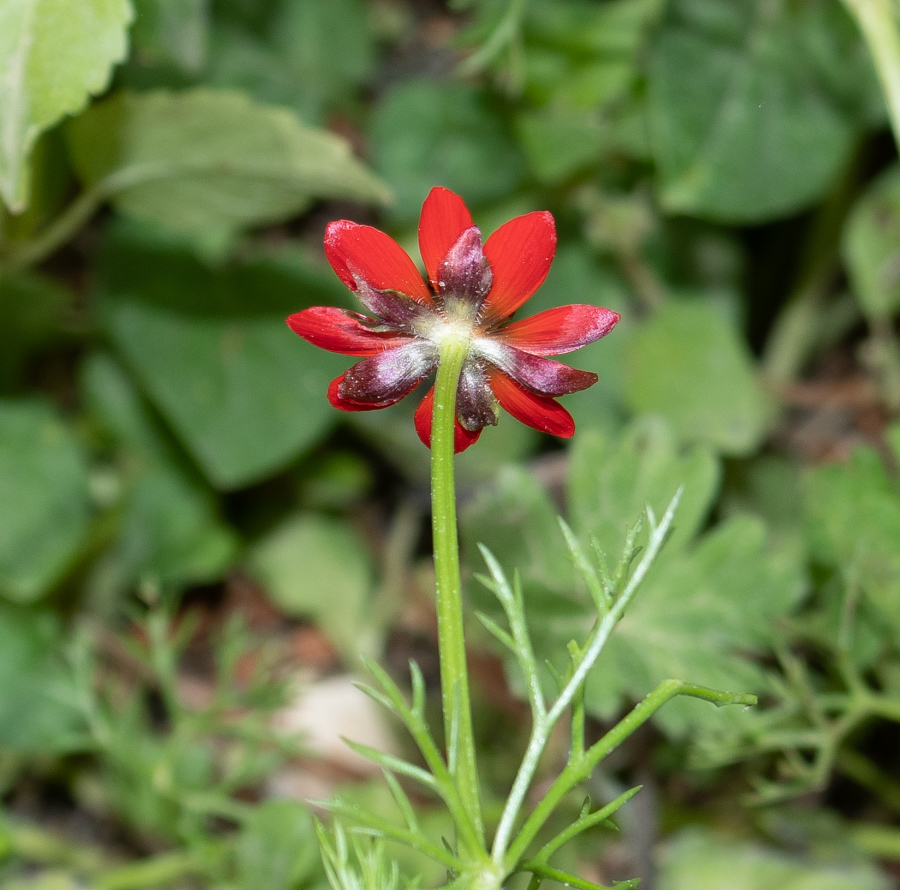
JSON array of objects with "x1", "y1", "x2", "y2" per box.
[
  {"x1": 513, "y1": 0, "x2": 659, "y2": 182},
  {"x1": 463, "y1": 420, "x2": 801, "y2": 739},
  {"x1": 206, "y1": 0, "x2": 375, "y2": 125},
  {"x1": 624, "y1": 300, "x2": 769, "y2": 455},
  {"x1": 568, "y1": 418, "x2": 720, "y2": 561},
  {"x1": 0, "y1": 400, "x2": 91, "y2": 603},
  {"x1": 268, "y1": 0, "x2": 375, "y2": 121},
  {"x1": 247, "y1": 513, "x2": 374, "y2": 659},
  {"x1": 66, "y1": 89, "x2": 390, "y2": 236},
  {"x1": 236, "y1": 800, "x2": 322, "y2": 890},
  {"x1": 0, "y1": 605, "x2": 86, "y2": 753},
  {"x1": 588, "y1": 514, "x2": 805, "y2": 734},
  {"x1": 464, "y1": 465, "x2": 581, "y2": 621},
  {"x1": 0, "y1": 0, "x2": 131, "y2": 211},
  {"x1": 647, "y1": 0, "x2": 874, "y2": 223},
  {"x1": 805, "y1": 447, "x2": 900, "y2": 631},
  {"x1": 82, "y1": 355, "x2": 238, "y2": 599},
  {"x1": 97, "y1": 222, "x2": 348, "y2": 489},
  {"x1": 514, "y1": 106, "x2": 609, "y2": 185},
  {"x1": 657, "y1": 829, "x2": 889, "y2": 890},
  {"x1": 842, "y1": 165, "x2": 900, "y2": 322},
  {"x1": 129, "y1": 0, "x2": 208, "y2": 74},
  {"x1": 370, "y1": 80, "x2": 525, "y2": 222},
  {"x1": 104, "y1": 464, "x2": 237, "y2": 592},
  {"x1": 0, "y1": 269, "x2": 70, "y2": 391}
]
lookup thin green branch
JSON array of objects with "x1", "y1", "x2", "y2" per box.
[
  {"x1": 340, "y1": 739, "x2": 439, "y2": 791},
  {"x1": 521, "y1": 862, "x2": 639, "y2": 890},
  {"x1": 317, "y1": 801, "x2": 462, "y2": 871},
  {"x1": 476, "y1": 551, "x2": 545, "y2": 719},
  {"x1": 491, "y1": 491, "x2": 682, "y2": 867},
  {"x1": 507, "y1": 680, "x2": 754, "y2": 866},
  {"x1": 524, "y1": 786, "x2": 642, "y2": 867},
  {"x1": 459, "y1": 0, "x2": 529, "y2": 76},
  {"x1": 359, "y1": 658, "x2": 483, "y2": 856},
  {"x1": 843, "y1": 0, "x2": 900, "y2": 148}
]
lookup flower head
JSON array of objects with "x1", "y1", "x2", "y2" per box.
[{"x1": 287, "y1": 188, "x2": 620, "y2": 452}]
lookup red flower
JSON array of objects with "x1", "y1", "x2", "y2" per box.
[{"x1": 287, "y1": 188, "x2": 620, "y2": 452}]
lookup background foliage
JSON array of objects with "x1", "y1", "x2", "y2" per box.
[{"x1": 2, "y1": 0, "x2": 900, "y2": 887}]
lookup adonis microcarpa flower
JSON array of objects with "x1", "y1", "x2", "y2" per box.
[{"x1": 287, "y1": 187, "x2": 620, "y2": 452}]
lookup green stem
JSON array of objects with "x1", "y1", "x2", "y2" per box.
[
  {"x1": 459, "y1": 0, "x2": 529, "y2": 76},
  {"x1": 505, "y1": 680, "x2": 756, "y2": 867},
  {"x1": 431, "y1": 335, "x2": 484, "y2": 848},
  {"x1": 1, "y1": 186, "x2": 104, "y2": 270},
  {"x1": 96, "y1": 852, "x2": 205, "y2": 890},
  {"x1": 843, "y1": 0, "x2": 900, "y2": 148}
]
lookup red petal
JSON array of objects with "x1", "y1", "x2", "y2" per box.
[
  {"x1": 338, "y1": 343, "x2": 436, "y2": 403},
  {"x1": 481, "y1": 211, "x2": 556, "y2": 323},
  {"x1": 487, "y1": 345, "x2": 598, "y2": 395},
  {"x1": 287, "y1": 307, "x2": 413, "y2": 356},
  {"x1": 414, "y1": 388, "x2": 482, "y2": 453},
  {"x1": 489, "y1": 371, "x2": 575, "y2": 437},
  {"x1": 324, "y1": 220, "x2": 433, "y2": 304},
  {"x1": 327, "y1": 373, "x2": 414, "y2": 411},
  {"x1": 494, "y1": 305, "x2": 620, "y2": 355},
  {"x1": 418, "y1": 187, "x2": 474, "y2": 290}
]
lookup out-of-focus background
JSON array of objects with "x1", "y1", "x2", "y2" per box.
[{"x1": 1, "y1": 0, "x2": 900, "y2": 887}]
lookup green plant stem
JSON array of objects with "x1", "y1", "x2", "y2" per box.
[
  {"x1": 459, "y1": 0, "x2": 529, "y2": 76},
  {"x1": 760, "y1": 145, "x2": 863, "y2": 390},
  {"x1": 844, "y1": 0, "x2": 900, "y2": 147},
  {"x1": 491, "y1": 493, "x2": 682, "y2": 868},
  {"x1": 1, "y1": 820, "x2": 205, "y2": 889},
  {"x1": 851, "y1": 823, "x2": 900, "y2": 861},
  {"x1": 1, "y1": 186, "x2": 104, "y2": 270},
  {"x1": 431, "y1": 335, "x2": 484, "y2": 848},
  {"x1": 96, "y1": 852, "x2": 205, "y2": 890},
  {"x1": 505, "y1": 680, "x2": 756, "y2": 867}
]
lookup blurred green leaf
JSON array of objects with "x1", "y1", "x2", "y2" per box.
[
  {"x1": 247, "y1": 513, "x2": 374, "y2": 659},
  {"x1": 109, "y1": 465, "x2": 237, "y2": 588},
  {"x1": 97, "y1": 223, "x2": 348, "y2": 489},
  {"x1": 656, "y1": 828, "x2": 889, "y2": 890},
  {"x1": 206, "y1": 0, "x2": 375, "y2": 124},
  {"x1": 464, "y1": 466, "x2": 581, "y2": 621},
  {"x1": 624, "y1": 300, "x2": 769, "y2": 456},
  {"x1": 568, "y1": 418, "x2": 720, "y2": 560},
  {"x1": 464, "y1": 418, "x2": 802, "y2": 737},
  {"x1": 0, "y1": 872, "x2": 84, "y2": 890},
  {"x1": 370, "y1": 80, "x2": 524, "y2": 222},
  {"x1": 514, "y1": 106, "x2": 607, "y2": 184},
  {"x1": 81, "y1": 354, "x2": 237, "y2": 598},
  {"x1": 67, "y1": 88, "x2": 390, "y2": 238},
  {"x1": 512, "y1": 0, "x2": 660, "y2": 182},
  {"x1": 0, "y1": 400, "x2": 91, "y2": 603},
  {"x1": 647, "y1": 0, "x2": 873, "y2": 223},
  {"x1": 805, "y1": 447, "x2": 900, "y2": 631},
  {"x1": 269, "y1": 0, "x2": 375, "y2": 121},
  {"x1": 0, "y1": 605, "x2": 85, "y2": 753},
  {"x1": 0, "y1": 0, "x2": 131, "y2": 211},
  {"x1": 843, "y1": 165, "x2": 900, "y2": 322},
  {"x1": 0, "y1": 270, "x2": 70, "y2": 392},
  {"x1": 235, "y1": 800, "x2": 322, "y2": 890},
  {"x1": 130, "y1": 0, "x2": 208, "y2": 74}
]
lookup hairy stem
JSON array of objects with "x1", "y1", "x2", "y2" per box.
[{"x1": 431, "y1": 335, "x2": 484, "y2": 848}]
